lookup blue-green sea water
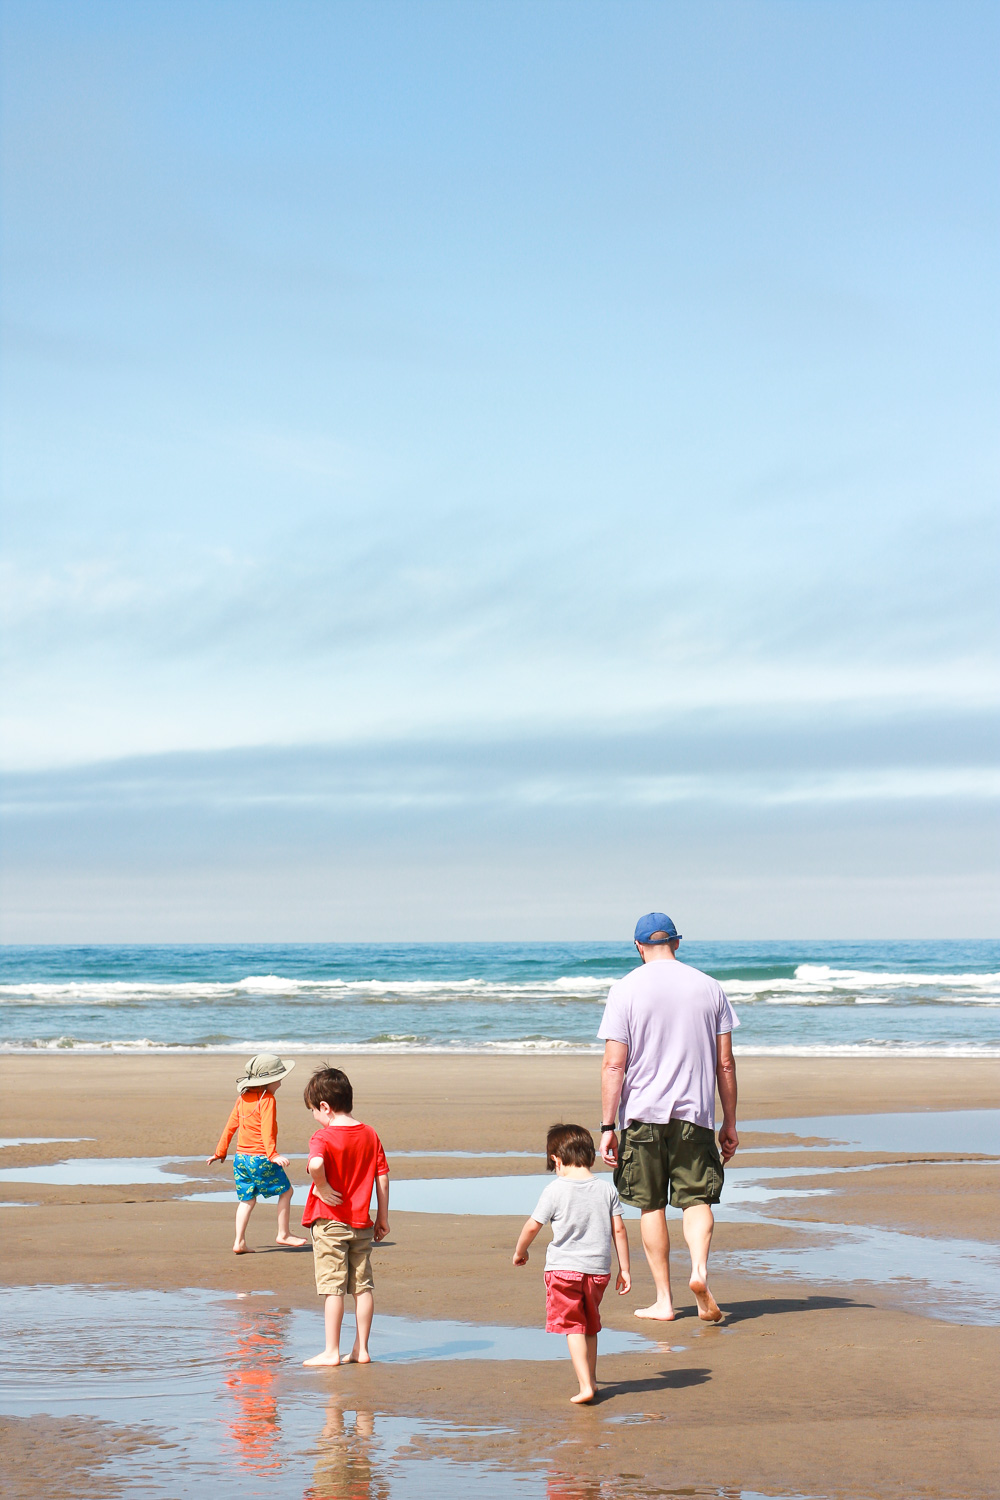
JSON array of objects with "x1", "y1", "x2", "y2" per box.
[{"x1": 0, "y1": 941, "x2": 997, "y2": 1055}]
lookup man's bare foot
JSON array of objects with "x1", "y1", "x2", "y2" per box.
[
  {"x1": 570, "y1": 1387, "x2": 596, "y2": 1404},
  {"x1": 303, "y1": 1351, "x2": 342, "y2": 1366},
  {"x1": 689, "y1": 1276, "x2": 723, "y2": 1322},
  {"x1": 275, "y1": 1234, "x2": 309, "y2": 1247},
  {"x1": 634, "y1": 1301, "x2": 676, "y2": 1321},
  {"x1": 233, "y1": 1244, "x2": 254, "y2": 1254}
]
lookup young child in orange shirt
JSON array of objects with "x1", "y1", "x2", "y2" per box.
[{"x1": 207, "y1": 1053, "x2": 308, "y2": 1254}]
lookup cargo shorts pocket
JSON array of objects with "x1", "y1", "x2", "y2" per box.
[{"x1": 614, "y1": 1123, "x2": 662, "y2": 1208}]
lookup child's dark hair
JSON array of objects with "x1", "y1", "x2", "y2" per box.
[
  {"x1": 546, "y1": 1123, "x2": 596, "y2": 1171},
  {"x1": 303, "y1": 1066, "x2": 353, "y2": 1114}
]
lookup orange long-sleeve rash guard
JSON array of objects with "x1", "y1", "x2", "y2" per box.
[{"x1": 214, "y1": 1088, "x2": 278, "y2": 1159}]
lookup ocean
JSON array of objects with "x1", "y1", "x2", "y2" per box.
[{"x1": 0, "y1": 940, "x2": 997, "y2": 1056}]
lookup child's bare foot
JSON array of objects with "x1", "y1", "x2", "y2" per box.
[
  {"x1": 634, "y1": 1301, "x2": 675, "y2": 1321},
  {"x1": 570, "y1": 1387, "x2": 596, "y2": 1404},
  {"x1": 303, "y1": 1350, "x2": 342, "y2": 1366},
  {"x1": 233, "y1": 1244, "x2": 254, "y2": 1255},
  {"x1": 343, "y1": 1349, "x2": 372, "y2": 1365},
  {"x1": 689, "y1": 1275, "x2": 723, "y2": 1322},
  {"x1": 275, "y1": 1233, "x2": 308, "y2": 1247}
]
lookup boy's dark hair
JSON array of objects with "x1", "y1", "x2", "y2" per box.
[
  {"x1": 546, "y1": 1123, "x2": 595, "y2": 1170},
  {"x1": 303, "y1": 1066, "x2": 353, "y2": 1114}
]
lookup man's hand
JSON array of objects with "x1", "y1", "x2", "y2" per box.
[
  {"x1": 616, "y1": 1268, "x2": 631, "y2": 1294},
  {"x1": 718, "y1": 1123, "x2": 739, "y2": 1163},
  {"x1": 373, "y1": 1213, "x2": 390, "y2": 1242},
  {"x1": 599, "y1": 1129, "x2": 619, "y2": 1167},
  {"x1": 512, "y1": 1250, "x2": 528, "y2": 1266}
]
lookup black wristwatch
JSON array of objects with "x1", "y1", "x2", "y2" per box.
[{"x1": 599, "y1": 1124, "x2": 617, "y2": 1133}]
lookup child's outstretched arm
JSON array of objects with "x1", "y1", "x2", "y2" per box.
[
  {"x1": 307, "y1": 1155, "x2": 343, "y2": 1207},
  {"x1": 612, "y1": 1213, "x2": 631, "y2": 1294},
  {"x1": 512, "y1": 1217, "x2": 543, "y2": 1266},
  {"x1": 373, "y1": 1172, "x2": 390, "y2": 1241},
  {"x1": 207, "y1": 1101, "x2": 240, "y2": 1165}
]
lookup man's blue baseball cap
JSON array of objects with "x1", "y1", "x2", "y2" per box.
[{"x1": 634, "y1": 912, "x2": 682, "y2": 944}]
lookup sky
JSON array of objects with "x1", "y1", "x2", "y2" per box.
[{"x1": 1, "y1": 0, "x2": 997, "y2": 942}]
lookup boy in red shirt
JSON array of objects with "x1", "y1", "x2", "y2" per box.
[{"x1": 301, "y1": 1066, "x2": 390, "y2": 1367}]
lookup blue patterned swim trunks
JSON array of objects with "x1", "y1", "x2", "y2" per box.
[{"x1": 233, "y1": 1153, "x2": 292, "y2": 1202}]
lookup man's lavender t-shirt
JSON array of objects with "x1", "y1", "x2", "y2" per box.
[{"x1": 597, "y1": 960, "x2": 739, "y2": 1130}]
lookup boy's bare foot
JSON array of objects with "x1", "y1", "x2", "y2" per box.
[
  {"x1": 233, "y1": 1244, "x2": 254, "y2": 1254},
  {"x1": 343, "y1": 1350, "x2": 372, "y2": 1365},
  {"x1": 275, "y1": 1234, "x2": 309, "y2": 1247},
  {"x1": 689, "y1": 1275, "x2": 723, "y2": 1322},
  {"x1": 634, "y1": 1301, "x2": 676, "y2": 1321},
  {"x1": 303, "y1": 1351, "x2": 342, "y2": 1366},
  {"x1": 570, "y1": 1387, "x2": 596, "y2": 1404}
]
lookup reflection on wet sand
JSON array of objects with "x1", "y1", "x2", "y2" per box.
[
  {"x1": 306, "y1": 1393, "x2": 391, "y2": 1500},
  {"x1": 223, "y1": 1303, "x2": 288, "y2": 1475}
]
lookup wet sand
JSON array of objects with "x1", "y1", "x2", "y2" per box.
[{"x1": 1, "y1": 1054, "x2": 998, "y2": 1498}]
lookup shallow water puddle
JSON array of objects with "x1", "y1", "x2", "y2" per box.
[
  {"x1": 0, "y1": 1286, "x2": 810, "y2": 1498},
  {"x1": 740, "y1": 1109, "x2": 1000, "y2": 1156}
]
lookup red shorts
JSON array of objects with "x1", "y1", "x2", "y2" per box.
[{"x1": 544, "y1": 1271, "x2": 611, "y2": 1335}]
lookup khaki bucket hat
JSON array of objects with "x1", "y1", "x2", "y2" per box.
[{"x1": 236, "y1": 1053, "x2": 295, "y2": 1093}]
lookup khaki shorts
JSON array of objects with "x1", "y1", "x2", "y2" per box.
[
  {"x1": 614, "y1": 1119, "x2": 724, "y2": 1211},
  {"x1": 310, "y1": 1220, "x2": 375, "y2": 1297}
]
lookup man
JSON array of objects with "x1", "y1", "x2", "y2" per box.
[{"x1": 598, "y1": 912, "x2": 739, "y2": 1322}]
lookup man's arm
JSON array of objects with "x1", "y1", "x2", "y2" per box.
[
  {"x1": 716, "y1": 1032, "x2": 739, "y2": 1162},
  {"x1": 373, "y1": 1171, "x2": 389, "y2": 1241},
  {"x1": 599, "y1": 1039, "x2": 628, "y2": 1166}
]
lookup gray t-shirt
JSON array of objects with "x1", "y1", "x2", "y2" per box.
[{"x1": 530, "y1": 1175, "x2": 624, "y2": 1275}]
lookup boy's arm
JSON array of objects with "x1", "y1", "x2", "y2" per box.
[
  {"x1": 373, "y1": 1172, "x2": 390, "y2": 1241},
  {"x1": 207, "y1": 1102, "x2": 239, "y2": 1164},
  {"x1": 612, "y1": 1213, "x2": 631, "y2": 1293},
  {"x1": 307, "y1": 1154, "x2": 343, "y2": 1207},
  {"x1": 512, "y1": 1217, "x2": 543, "y2": 1266}
]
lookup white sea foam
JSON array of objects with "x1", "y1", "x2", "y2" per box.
[
  {"x1": 2, "y1": 1038, "x2": 998, "y2": 1058},
  {"x1": 1, "y1": 966, "x2": 997, "y2": 1006}
]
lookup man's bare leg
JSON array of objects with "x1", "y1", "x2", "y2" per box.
[
  {"x1": 634, "y1": 1208, "x2": 675, "y2": 1320},
  {"x1": 683, "y1": 1203, "x2": 722, "y2": 1321}
]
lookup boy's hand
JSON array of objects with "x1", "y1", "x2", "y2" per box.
[
  {"x1": 373, "y1": 1213, "x2": 390, "y2": 1242},
  {"x1": 312, "y1": 1181, "x2": 343, "y2": 1207},
  {"x1": 616, "y1": 1269, "x2": 631, "y2": 1294},
  {"x1": 512, "y1": 1250, "x2": 528, "y2": 1266},
  {"x1": 206, "y1": 1154, "x2": 224, "y2": 1165},
  {"x1": 271, "y1": 1154, "x2": 290, "y2": 1168}
]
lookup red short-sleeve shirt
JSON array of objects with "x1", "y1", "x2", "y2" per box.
[{"x1": 302, "y1": 1122, "x2": 388, "y2": 1229}]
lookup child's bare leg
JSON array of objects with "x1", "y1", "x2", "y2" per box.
[
  {"x1": 683, "y1": 1203, "x2": 723, "y2": 1321},
  {"x1": 275, "y1": 1188, "x2": 308, "y2": 1247},
  {"x1": 303, "y1": 1294, "x2": 345, "y2": 1366},
  {"x1": 346, "y1": 1291, "x2": 374, "y2": 1364},
  {"x1": 233, "y1": 1198, "x2": 255, "y2": 1253},
  {"x1": 566, "y1": 1333, "x2": 596, "y2": 1404},
  {"x1": 586, "y1": 1333, "x2": 598, "y2": 1385}
]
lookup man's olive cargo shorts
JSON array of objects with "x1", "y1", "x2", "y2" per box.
[{"x1": 613, "y1": 1119, "x2": 724, "y2": 1211}]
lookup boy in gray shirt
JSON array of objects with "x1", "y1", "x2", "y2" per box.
[{"x1": 513, "y1": 1123, "x2": 631, "y2": 1404}]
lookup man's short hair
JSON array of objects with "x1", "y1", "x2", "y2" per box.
[
  {"x1": 546, "y1": 1123, "x2": 596, "y2": 1170},
  {"x1": 303, "y1": 1066, "x2": 353, "y2": 1114}
]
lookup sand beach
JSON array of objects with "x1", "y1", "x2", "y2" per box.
[{"x1": 1, "y1": 1053, "x2": 998, "y2": 1499}]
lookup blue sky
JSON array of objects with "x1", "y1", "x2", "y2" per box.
[{"x1": 1, "y1": 0, "x2": 997, "y2": 940}]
